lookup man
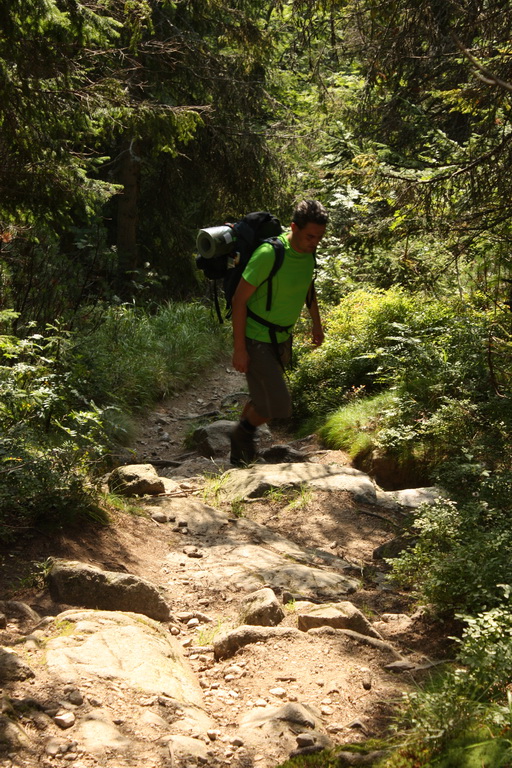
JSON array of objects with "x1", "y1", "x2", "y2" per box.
[{"x1": 230, "y1": 199, "x2": 328, "y2": 465}]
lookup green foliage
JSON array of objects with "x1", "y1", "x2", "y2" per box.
[
  {"x1": 382, "y1": 594, "x2": 512, "y2": 767},
  {"x1": 390, "y1": 485, "x2": 512, "y2": 615},
  {"x1": 0, "y1": 300, "x2": 227, "y2": 543},
  {"x1": 0, "y1": 433, "x2": 108, "y2": 544},
  {"x1": 0, "y1": 321, "x2": 114, "y2": 542},
  {"x1": 458, "y1": 592, "x2": 512, "y2": 701},
  {"x1": 292, "y1": 288, "x2": 512, "y2": 481},
  {"x1": 318, "y1": 391, "x2": 394, "y2": 458},
  {"x1": 71, "y1": 301, "x2": 229, "y2": 411}
]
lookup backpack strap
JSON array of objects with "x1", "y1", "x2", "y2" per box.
[
  {"x1": 213, "y1": 280, "x2": 223, "y2": 324},
  {"x1": 263, "y1": 237, "x2": 285, "y2": 311},
  {"x1": 246, "y1": 307, "x2": 293, "y2": 367}
]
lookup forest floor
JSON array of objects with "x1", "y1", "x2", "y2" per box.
[{"x1": 0, "y1": 355, "x2": 458, "y2": 768}]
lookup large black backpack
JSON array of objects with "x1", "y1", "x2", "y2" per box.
[{"x1": 196, "y1": 211, "x2": 287, "y2": 331}]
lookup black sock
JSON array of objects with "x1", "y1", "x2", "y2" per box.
[{"x1": 240, "y1": 418, "x2": 256, "y2": 432}]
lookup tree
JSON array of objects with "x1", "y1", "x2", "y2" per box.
[
  {"x1": 0, "y1": 0, "x2": 290, "y2": 322},
  {"x1": 321, "y1": 0, "x2": 512, "y2": 303}
]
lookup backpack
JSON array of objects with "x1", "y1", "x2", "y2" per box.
[{"x1": 196, "y1": 211, "x2": 286, "y2": 327}]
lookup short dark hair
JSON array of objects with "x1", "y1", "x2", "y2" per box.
[{"x1": 292, "y1": 199, "x2": 329, "y2": 229}]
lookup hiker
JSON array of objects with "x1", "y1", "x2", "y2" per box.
[{"x1": 230, "y1": 199, "x2": 328, "y2": 465}]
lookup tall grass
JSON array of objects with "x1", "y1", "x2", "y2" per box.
[
  {"x1": 71, "y1": 301, "x2": 229, "y2": 411},
  {"x1": 0, "y1": 301, "x2": 228, "y2": 543},
  {"x1": 318, "y1": 391, "x2": 396, "y2": 458}
]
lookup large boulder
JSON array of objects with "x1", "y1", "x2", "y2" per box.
[
  {"x1": 220, "y1": 462, "x2": 377, "y2": 504},
  {"x1": 46, "y1": 560, "x2": 172, "y2": 622},
  {"x1": 108, "y1": 464, "x2": 165, "y2": 496},
  {"x1": 240, "y1": 587, "x2": 285, "y2": 626},
  {"x1": 191, "y1": 419, "x2": 236, "y2": 458},
  {"x1": 44, "y1": 609, "x2": 209, "y2": 729},
  {"x1": 296, "y1": 601, "x2": 382, "y2": 639}
]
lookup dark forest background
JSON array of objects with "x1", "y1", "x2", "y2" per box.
[{"x1": 3, "y1": 2, "x2": 512, "y2": 765}]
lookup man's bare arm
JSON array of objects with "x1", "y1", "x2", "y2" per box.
[{"x1": 231, "y1": 277, "x2": 258, "y2": 372}]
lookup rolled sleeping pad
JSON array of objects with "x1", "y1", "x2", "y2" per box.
[{"x1": 196, "y1": 225, "x2": 235, "y2": 259}]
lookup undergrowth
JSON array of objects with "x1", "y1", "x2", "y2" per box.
[{"x1": 0, "y1": 303, "x2": 227, "y2": 544}]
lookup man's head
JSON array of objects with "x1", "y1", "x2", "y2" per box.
[
  {"x1": 292, "y1": 199, "x2": 329, "y2": 229},
  {"x1": 289, "y1": 199, "x2": 328, "y2": 254}
]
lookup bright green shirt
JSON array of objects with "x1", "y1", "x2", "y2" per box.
[{"x1": 242, "y1": 233, "x2": 315, "y2": 343}]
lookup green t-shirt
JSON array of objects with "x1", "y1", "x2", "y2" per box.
[{"x1": 242, "y1": 233, "x2": 315, "y2": 343}]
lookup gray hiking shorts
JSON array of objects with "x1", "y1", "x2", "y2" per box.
[{"x1": 245, "y1": 336, "x2": 292, "y2": 420}]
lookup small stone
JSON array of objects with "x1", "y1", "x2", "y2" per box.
[
  {"x1": 254, "y1": 699, "x2": 267, "y2": 707},
  {"x1": 187, "y1": 618, "x2": 200, "y2": 628},
  {"x1": 207, "y1": 729, "x2": 220, "y2": 741},
  {"x1": 269, "y1": 687, "x2": 287, "y2": 699},
  {"x1": 225, "y1": 664, "x2": 245, "y2": 677},
  {"x1": 296, "y1": 733, "x2": 316, "y2": 747},
  {"x1": 183, "y1": 545, "x2": 203, "y2": 558},
  {"x1": 45, "y1": 738, "x2": 66, "y2": 756},
  {"x1": 321, "y1": 705, "x2": 334, "y2": 715},
  {"x1": 67, "y1": 689, "x2": 84, "y2": 706},
  {"x1": 54, "y1": 711, "x2": 75, "y2": 729},
  {"x1": 349, "y1": 718, "x2": 368, "y2": 733},
  {"x1": 152, "y1": 512, "x2": 168, "y2": 524}
]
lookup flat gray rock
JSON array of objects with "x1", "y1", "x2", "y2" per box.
[
  {"x1": 148, "y1": 497, "x2": 231, "y2": 537},
  {"x1": 44, "y1": 609, "x2": 212, "y2": 733},
  {"x1": 214, "y1": 625, "x2": 303, "y2": 660},
  {"x1": 167, "y1": 542, "x2": 359, "y2": 600},
  {"x1": 239, "y1": 702, "x2": 328, "y2": 762},
  {"x1": 220, "y1": 462, "x2": 377, "y2": 504},
  {"x1": 378, "y1": 486, "x2": 442, "y2": 509}
]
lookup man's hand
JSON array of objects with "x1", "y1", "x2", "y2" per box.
[{"x1": 232, "y1": 347, "x2": 250, "y2": 373}]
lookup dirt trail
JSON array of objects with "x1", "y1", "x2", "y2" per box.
[{"x1": 0, "y1": 357, "x2": 453, "y2": 768}]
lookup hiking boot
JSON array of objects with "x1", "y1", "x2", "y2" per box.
[{"x1": 230, "y1": 422, "x2": 257, "y2": 466}]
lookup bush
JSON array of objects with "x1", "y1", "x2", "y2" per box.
[
  {"x1": 318, "y1": 391, "x2": 395, "y2": 458},
  {"x1": 383, "y1": 595, "x2": 512, "y2": 767},
  {"x1": 0, "y1": 301, "x2": 228, "y2": 543},
  {"x1": 292, "y1": 288, "x2": 512, "y2": 477},
  {"x1": 390, "y1": 481, "x2": 512, "y2": 615},
  {"x1": 0, "y1": 431, "x2": 108, "y2": 543}
]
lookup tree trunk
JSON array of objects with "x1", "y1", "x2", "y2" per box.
[{"x1": 116, "y1": 138, "x2": 141, "y2": 281}]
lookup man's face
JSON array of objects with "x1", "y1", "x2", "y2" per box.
[{"x1": 290, "y1": 222, "x2": 326, "y2": 253}]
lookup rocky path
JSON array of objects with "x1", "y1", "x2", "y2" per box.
[{"x1": 0, "y1": 359, "x2": 450, "y2": 768}]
